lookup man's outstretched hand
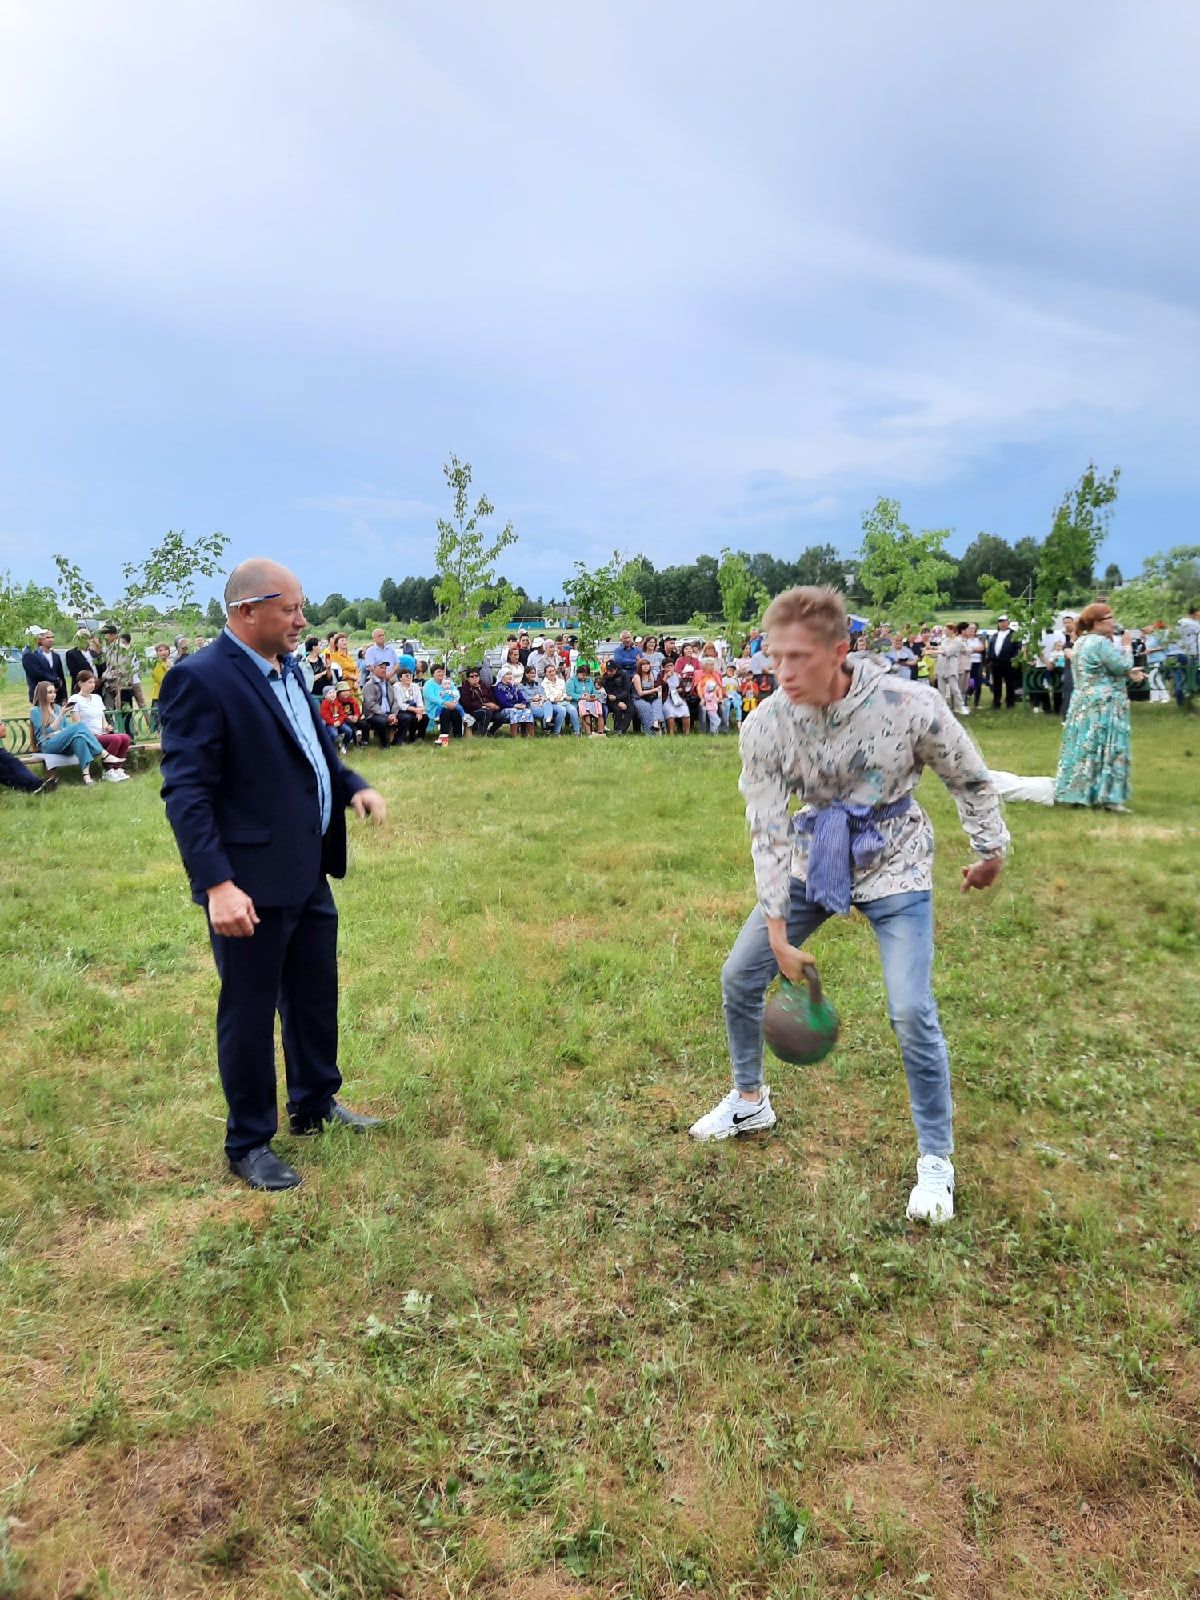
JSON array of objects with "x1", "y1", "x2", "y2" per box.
[
  {"x1": 351, "y1": 787, "x2": 387, "y2": 824},
  {"x1": 961, "y1": 858, "x2": 1004, "y2": 894}
]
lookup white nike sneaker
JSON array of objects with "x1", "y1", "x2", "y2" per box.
[
  {"x1": 689, "y1": 1086, "x2": 776, "y2": 1141},
  {"x1": 906, "y1": 1154, "x2": 955, "y2": 1224}
]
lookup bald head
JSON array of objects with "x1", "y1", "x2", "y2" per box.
[
  {"x1": 223, "y1": 559, "x2": 307, "y2": 662},
  {"x1": 223, "y1": 558, "x2": 297, "y2": 609}
]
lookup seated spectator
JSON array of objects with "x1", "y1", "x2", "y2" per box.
[
  {"x1": 69, "y1": 671, "x2": 132, "y2": 778},
  {"x1": 739, "y1": 673, "x2": 760, "y2": 716},
  {"x1": 493, "y1": 667, "x2": 535, "y2": 736},
  {"x1": 569, "y1": 663, "x2": 606, "y2": 735},
  {"x1": 424, "y1": 664, "x2": 465, "y2": 737},
  {"x1": 319, "y1": 685, "x2": 356, "y2": 749},
  {"x1": 0, "y1": 717, "x2": 57, "y2": 794},
  {"x1": 632, "y1": 657, "x2": 666, "y2": 734},
  {"x1": 29, "y1": 683, "x2": 110, "y2": 785},
  {"x1": 393, "y1": 669, "x2": 429, "y2": 742},
  {"x1": 361, "y1": 661, "x2": 402, "y2": 747},
  {"x1": 642, "y1": 635, "x2": 665, "y2": 678},
  {"x1": 601, "y1": 658, "x2": 633, "y2": 733},
  {"x1": 519, "y1": 665, "x2": 555, "y2": 732},
  {"x1": 540, "y1": 663, "x2": 578, "y2": 734},
  {"x1": 459, "y1": 667, "x2": 504, "y2": 736},
  {"x1": 327, "y1": 632, "x2": 360, "y2": 688},
  {"x1": 663, "y1": 666, "x2": 690, "y2": 734}
]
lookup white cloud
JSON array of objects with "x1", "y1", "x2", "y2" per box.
[{"x1": 0, "y1": 0, "x2": 1196, "y2": 589}]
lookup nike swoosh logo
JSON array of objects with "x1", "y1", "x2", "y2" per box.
[{"x1": 732, "y1": 1107, "x2": 765, "y2": 1125}]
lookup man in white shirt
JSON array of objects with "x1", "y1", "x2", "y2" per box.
[{"x1": 362, "y1": 628, "x2": 399, "y2": 679}]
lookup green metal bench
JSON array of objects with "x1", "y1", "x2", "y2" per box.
[{"x1": 2, "y1": 709, "x2": 163, "y2": 763}]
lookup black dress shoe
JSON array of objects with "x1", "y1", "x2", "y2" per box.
[
  {"x1": 288, "y1": 1099, "x2": 384, "y2": 1137},
  {"x1": 229, "y1": 1145, "x2": 303, "y2": 1190}
]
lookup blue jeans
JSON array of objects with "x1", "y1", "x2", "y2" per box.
[
  {"x1": 551, "y1": 702, "x2": 579, "y2": 734},
  {"x1": 721, "y1": 881, "x2": 953, "y2": 1156},
  {"x1": 42, "y1": 724, "x2": 104, "y2": 768}
]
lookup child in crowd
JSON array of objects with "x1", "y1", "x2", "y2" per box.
[
  {"x1": 721, "y1": 668, "x2": 743, "y2": 730},
  {"x1": 739, "y1": 674, "x2": 759, "y2": 716},
  {"x1": 320, "y1": 685, "x2": 355, "y2": 749},
  {"x1": 699, "y1": 671, "x2": 723, "y2": 734}
]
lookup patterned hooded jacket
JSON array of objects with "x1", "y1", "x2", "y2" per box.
[{"x1": 739, "y1": 654, "x2": 1009, "y2": 916}]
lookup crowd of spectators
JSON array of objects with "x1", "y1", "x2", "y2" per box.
[
  {"x1": 4, "y1": 601, "x2": 1197, "y2": 794},
  {"x1": 296, "y1": 626, "x2": 785, "y2": 746}
]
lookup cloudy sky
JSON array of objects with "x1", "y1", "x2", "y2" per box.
[{"x1": 1, "y1": 0, "x2": 1197, "y2": 604}]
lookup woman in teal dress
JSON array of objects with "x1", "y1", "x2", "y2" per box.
[{"x1": 1054, "y1": 602, "x2": 1145, "y2": 811}]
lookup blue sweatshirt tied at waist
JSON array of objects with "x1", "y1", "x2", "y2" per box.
[{"x1": 794, "y1": 794, "x2": 913, "y2": 915}]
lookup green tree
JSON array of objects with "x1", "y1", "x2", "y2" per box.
[
  {"x1": 205, "y1": 596, "x2": 225, "y2": 629},
  {"x1": 1037, "y1": 464, "x2": 1119, "y2": 605},
  {"x1": 792, "y1": 543, "x2": 851, "y2": 590},
  {"x1": 562, "y1": 552, "x2": 644, "y2": 656},
  {"x1": 1138, "y1": 545, "x2": 1200, "y2": 611},
  {"x1": 0, "y1": 574, "x2": 73, "y2": 647},
  {"x1": 952, "y1": 533, "x2": 1021, "y2": 604},
  {"x1": 433, "y1": 454, "x2": 519, "y2": 662},
  {"x1": 857, "y1": 498, "x2": 958, "y2": 623},
  {"x1": 717, "y1": 548, "x2": 768, "y2": 633},
  {"x1": 1103, "y1": 562, "x2": 1123, "y2": 589},
  {"x1": 53, "y1": 529, "x2": 229, "y2": 631}
]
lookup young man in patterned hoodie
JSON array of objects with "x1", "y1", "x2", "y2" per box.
[{"x1": 689, "y1": 586, "x2": 1010, "y2": 1224}]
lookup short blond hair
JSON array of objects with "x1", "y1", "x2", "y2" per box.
[{"x1": 762, "y1": 586, "x2": 848, "y2": 646}]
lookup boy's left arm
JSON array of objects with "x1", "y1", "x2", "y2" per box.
[{"x1": 913, "y1": 700, "x2": 1009, "y2": 893}]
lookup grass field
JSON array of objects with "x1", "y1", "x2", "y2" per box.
[{"x1": 1, "y1": 709, "x2": 1198, "y2": 1599}]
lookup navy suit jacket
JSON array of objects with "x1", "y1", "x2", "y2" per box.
[
  {"x1": 159, "y1": 631, "x2": 368, "y2": 907},
  {"x1": 22, "y1": 647, "x2": 67, "y2": 702}
]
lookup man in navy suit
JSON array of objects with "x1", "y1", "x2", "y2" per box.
[
  {"x1": 22, "y1": 627, "x2": 68, "y2": 703},
  {"x1": 159, "y1": 558, "x2": 388, "y2": 1190},
  {"x1": 987, "y1": 616, "x2": 1022, "y2": 710}
]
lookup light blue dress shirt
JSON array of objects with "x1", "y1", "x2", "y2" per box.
[{"x1": 224, "y1": 627, "x2": 332, "y2": 834}]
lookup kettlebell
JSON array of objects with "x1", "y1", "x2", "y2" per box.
[{"x1": 762, "y1": 964, "x2": 840, "y2": 1066}]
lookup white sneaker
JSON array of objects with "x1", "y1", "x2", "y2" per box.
[
  {"x1": 906, "y1": 1154, "x2": 955, "y2": 1224},
  {"x1": 960, "y1": 708, "x2": 970, "y2": 717},
  {"x1": 101, "y1": 769, "x2": 124, "y2": 782},
  {"x1": 689, "y1": 1086, "x2": 776, "y2": 1141}
]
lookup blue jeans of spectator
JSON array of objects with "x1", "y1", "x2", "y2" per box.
[
  {"x1": 721, "y1": 882, "x2": 953, "y2": 1156},
  {"x1": 552, "y1": 702, "x2": 579, "y2": 734},
  {"x1": 528, "y1": 705, "x2": 555, "y2": 732},
  {"x1": 41, "y1": 724, "x2": 104, "y2": 769}
]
